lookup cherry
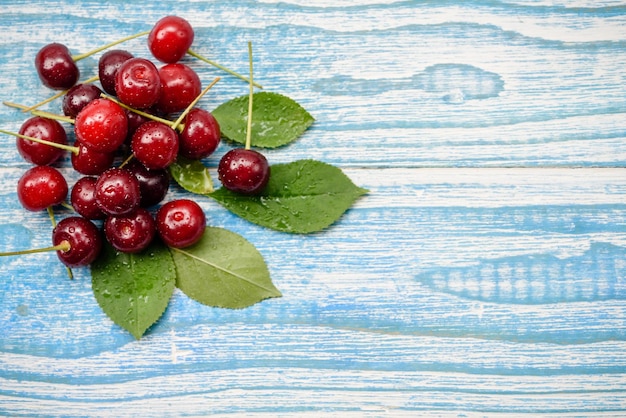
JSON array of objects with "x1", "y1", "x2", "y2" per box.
[
  {"x1": 148, "y1": 16, "x2": 194, "y2": 64},
  {"x1": 156, "y1": 63, "x2": 201, "y2": 114},
  {"x1": 52, "y1": 216, "x2": 103, "y2": 267},
  {"x1": 62, "y1": 83, "x2": 103, "y2": 118},
  {"x1": 125, "y1": 109, "x2": 149, "y2": 140},
  {"x1": 34, "y1": 43, "x2": 80, "y2": 90},
  {"x1": 16, "y1": 116, "x2": 67, "y2": 165},
  {"x1": 156, "y1": 199, "x2": 205, "y2": 248},
  {"x1": 130, "y1": 121, "x2": 179, "y2": 170},
  {"x1": 217, "y1": 148, "x2": 270, "y2": 195},
  {"x1": 115, "y1": 57, "x2": 161, "y2": 109},
  {"x1": 74, "y1": 98, "x2": 128, "y2": 153},
  {"x1": 95, "y1": 167, "x2": 141, "y2": 216},
  {"x1": 98, "y1": 49, "x2": 134, "y2": 95},
  {"x1": 17, "y1": 166, "x2": 68, "y2": 211},
  {"x1": 70, "y1": 176, "x2": 106, "y2": 220},
  {"x1": 179, "y1": 108, "x2": 221, "y2": 159},
  {"x1": 71, "y1": 141, "x2": 115, "y2": 175},
  {"x1": 104, "y1": 208, "x2": 156, "y2": 253},
  {"x1": 126, "y1": 160, "x2": 170, "y2": 207}
]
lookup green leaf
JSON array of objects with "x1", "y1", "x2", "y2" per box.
[
  {"x1": 171, "y1": 227, "x2": 281, "y2": 309},
  {"x1": 169, "y1": 156, "x2": 214, "y2": 194},
  {"x1": 212, "y1": 92, "x2": 314, "y2": 148},
  {"x1": 91, "y1": 240, "x2": 177, "y2": 339},
  {"x1": 209, "y1": 159, "x2": 368, "y2": 233}
]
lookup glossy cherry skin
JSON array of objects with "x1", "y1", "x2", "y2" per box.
[
  {"x1": 17, "y1": 166, "x2": 68, "y2": 211},
  {"x1": 52, "y1": 216, "x2": 103, "y2": 267},
  {"x1": 74, "y1": 98, "x2": 128, "y2": 153},
  {"x1": 62, "y1": 83, "x2": 103, "y2": 118},
  {"x1": 71, "y1": 141, "x2": 115, "y2": 175},
  {"x1": 34, "y1": 43, "x2": 79, "y2": 89},
  {"x1": 217, "y1": 148, "x2": 270, "y2": 195},
  {"x1": 17, "y1": 116, "x2": 67, "y2": 166},
  {"x1": 95, "y1": 168, "x2": 141, "y2": 216},
  {"x1": 98, "y1": 49, "x2": 133, "y2": 95},
  {"x1": 179, "y1": 108, "x2": 221, "y2": 159},
  {"x1": 148, "y1": 15, "x2": 194, "y2": 63},
  {"x1": 130, "y1": 121, "x2": 179, "y2": 170},
  {"x1": 70, "y1": 176, "x2": 106, "y2": 220},
  {"x1": 104, "y1": 208, "x2": 156, "y2": 253},
  {"x1": 115, "y1": 57, "x2": 161, "y2": 109},
  {"x1": 156, "y1": 63, "x2": 201, "y2": 114},
  {"x1": 156, "y1": 199, "x2": 205, "y2": 248},
  {"x1": 125, "y1": 160, "x2": 170, "y2": 207}
]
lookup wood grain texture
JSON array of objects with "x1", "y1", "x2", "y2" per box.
[{"x1": 1, "y1": 0, "x2": 625, "y2": 416}]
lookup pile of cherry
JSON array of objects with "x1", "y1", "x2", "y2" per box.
[{"x1": 4, "y1": 15, "x2": 270, "y2": 272}]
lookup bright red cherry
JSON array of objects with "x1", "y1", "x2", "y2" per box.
[
  {"x1": 155, "y1": 63, "x2": 201, "y2": 114},
  {"x1": 62, "y1": 83, "x2": 103, "y2": 118},
  {"x1": 115, "y1": 57, "x2": 161, "y2": 109},
  {"x1": 17, "y1": 166, "x2": 68, "y2": 211},
  {"x1": 156, "y1": 199, "x2": 205, "y2": 248},
  {"x1": 95, "y1": 167, "x2": 141, "y2": 216},
  {"x1": 17, "y1": 116, "x2": 68, "y2": 166},
  {"x1": 104, "y1": 208, "x2": 156, "y2": 253},
  {"x1": 70, "y1": 176, "x2": 106, "y2": 220},
  {"x1": 148, "y1": 16, "x2": 194, "y2": 64},
  {"x1": 34, "y1": 43, "x2": 79, "y2": 90},
  {"x1": 179, "y1": 108, "x2": 220, "y2": 159},
  {"x1": 74, "y1": 98, "x2": 128, "y2": 153},
  {"x1": 130, "y1": 121, "x2": 179, "y2": 170},
  {"x1": 52, "y1": 216, "x2": 102, "y2": 267},
  {"x1": 217, "y1": 148, "x2": 270, "y2": 195},
  {"x1": 98, "y1": 49, "x2": 134, "y2": 95},
  {"x1": 71, "y1": 141, "x2": 115, "y2": 175}
]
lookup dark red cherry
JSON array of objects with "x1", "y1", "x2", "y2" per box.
[
  {"x1": 95, "y1": 167, "x2": 141, "y2": 216},
  {"x1": 62, "y1": 83, "x2": 103, "y2": 118},
  {"x1": 115, "y1": 57, "x2": 161, "y2": 109},
  {"x1": 98, "y1": 49, "x2": 134, "y2": 95},
  {"x1": 17, "y1": 116, "x2": 67, "y2": 166},
  {"x1": 34, "y1": 43, "x2": 79, "y2": 90},
  {"x1": 17, "y1": 165, "x2": 68, "y2": 211},
  {"x1": 179, "y1": 108, "x2": 220, "y2": 159},
  {"x1": 217, "y1": 148, "x2": 270, "y2": 195},
  {"x1": 125, "y1": 109, "x2": 149, "y2": 141},
  {"x1": 70, "y1": 176, "x2": 106, "y2": 220},
  {"x1": 52, "y1": 216, "x2": 103, "y2": 267},
  {"x1": 148, "y1": 16, "x2": 194, "y2": 64},
  {"x1": 104, "y1": 208, "x2": 156, "y2": 253},
  {"x1": 130, "y1": 121, "x2": 179, "y2": 170},
  {"x1": 155, "y1": 63, "x2": 201, "y2": 114},
  {"x1": 156, "y1": 199, "x2": 205, "y2": 248},
  {"x1": 126, "y1": 160, "x2": 170, "y2": 207},
  {"x1": 71, "y1": 141, "x2": 115, "y2": 175},
  {"x1": 74, "y1": 98, "x2": 128, "y2": 153}
]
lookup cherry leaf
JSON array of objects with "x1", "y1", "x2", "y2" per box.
[
  {"x1": 212, "y1": 92, "x2": 314, "y2": 148},
  {"x1": 169, "y1": 156, "x2": 214, "y2": 194},
  {"x1": 91, "y1": 240, "x2": 176, "y2": 339},
  {"x1": 170, "y1": 227, "x2": 281, "y2": 309},
  {"x1": 209, "y1": 159, "x2": 367, "y2": 233}
]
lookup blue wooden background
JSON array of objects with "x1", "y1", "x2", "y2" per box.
[{"x1": 1, "y1": 0, "x2": 626, "y2": 415}]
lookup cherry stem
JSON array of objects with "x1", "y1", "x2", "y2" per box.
[
  {"x1": 0, "y1": 240, "x2": 70, "y2": 257},
  {"x1": 187, "y1": 48, "x2": 263, "y2": 89},
  {"x1": 119, "y1": 153, "x2": 135, "y2": 169},
  {"x1": 170, "y1": 76, "x2": 220, "y2": 131},
  {"x1": 245, "y1": 41, "x2": 254, "y2": 151},
  {"x1": 21, "y1": 75, "x2": 100, "y2": 113},
  {"x1": 3, "y1": 102, "x2": 76, "y2": 124},
  {"x1": 71, "y1": 30, "x2": 150, "y2": 61},
  {"x1": 0, "y1": 128, "x2": 79, "y2": 155},
  {"x1": 100, "y1": 93, "x2": 177, "y2": 129},
  {"x1": 47, "y1": 206, "x2": 57, "y2": 228}
]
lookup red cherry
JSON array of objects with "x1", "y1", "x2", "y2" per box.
[
  {"x1": 16, "y1": 116, "x2": 67, "y2": 166},
  {"x1": 71, "y1": 141, "x2": 115, "y2": 175},
  {"x1": 148, "y1": 16, "x2": 194, "y2": 63},
  {"x1": 62, "y1": 83, "x2": 103, "y2": 118},
  {"x1": 179, "y1": 108, "x2": 221, "y2": 159},
  {"x1": 70, "y1": 176, "x2": 106, "y2": 220},
  {"x1": 156, "y1": 199, "x2": 205, "y2": 248},
  {"x1": 17, "y1": 166, "x2": 68, "y2": 211},
  {"x1": 98, "y1": 49, "x2": 134, "y2": 95},
  {"x1": 34, "y1": 43, "x2": 79, "y2": 90},
  {"x1": 95, "y1": 168, "x2": 141, "y2": 216},
  {"x1": 217, "y1": 148, "x2": 270, "y2": 195},
  {"x1": 52, "y1": 216, "x2": 102, "y2": 267},
  {"x1": 114, "y1": 57, "x2": 161, "y2": 109},
  {"x1": 104, "y1": 208, "x2": 156, "y2": 253},
  {"x1": 74, "y1": 98, "x2": 128, "y2": 153},
  {"x1": 156, "y1": 63, "x2": 201, "y2": 114},
  {"x1": 130, "y1": 121, "x2": 179, "y2": 170}
]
